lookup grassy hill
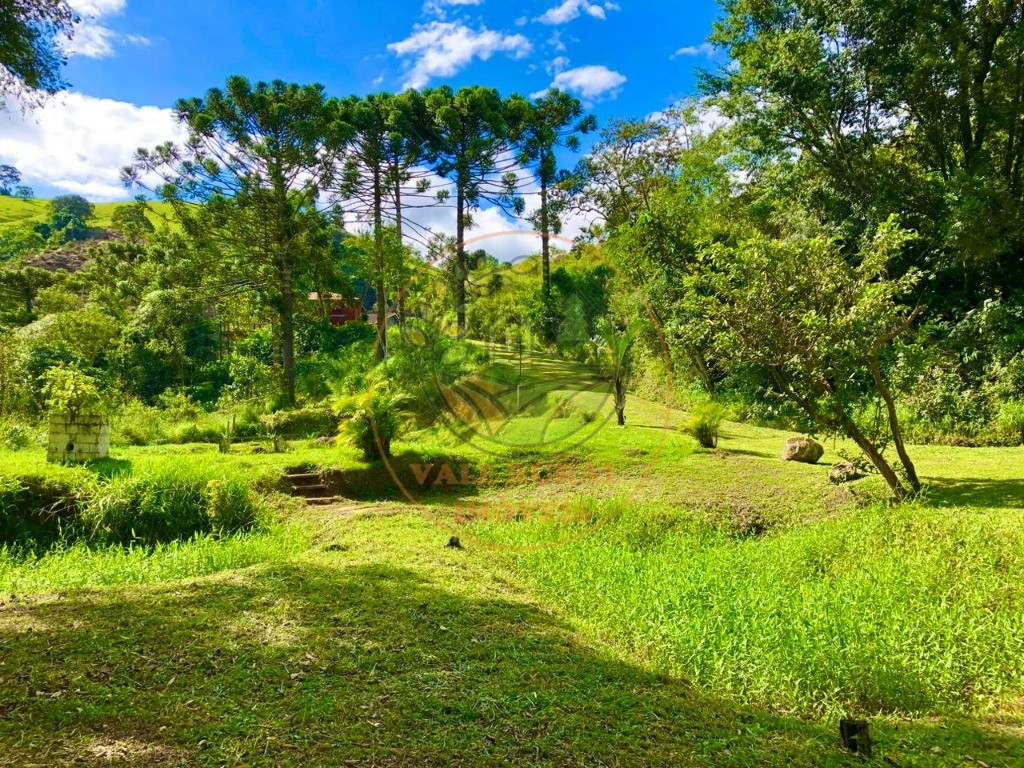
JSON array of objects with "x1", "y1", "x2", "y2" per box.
[{"x1": 0, "y1": 195, "x2": 177, "y2": 235}]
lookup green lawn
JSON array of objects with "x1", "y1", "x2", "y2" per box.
[{"x1": 1, "y1": 360, "x2": 1023, "y2": 765}]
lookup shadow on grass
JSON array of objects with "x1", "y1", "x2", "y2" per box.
[
  {"x1": 923, "y1": 477, "x2": 1024, "y2": 510},
  {"x1": 0, "y1": 559, "x2": 1019, "y2": 767}
]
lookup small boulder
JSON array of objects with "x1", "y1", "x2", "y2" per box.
[
  {"x1": 830, "y1": 461, "x2": 864, "y2": 484},
  {"x1": 782, "y1": 437, "x2": 824, "y2": 464}
]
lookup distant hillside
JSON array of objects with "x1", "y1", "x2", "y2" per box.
[{"x1": 0, "y1": 196, "x2": 178, "y2": 235}]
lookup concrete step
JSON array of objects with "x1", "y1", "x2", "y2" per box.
[{"x1": 292, "y1": 484, "x2": 330, "y2": 497}]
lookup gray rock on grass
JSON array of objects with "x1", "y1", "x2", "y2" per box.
[{"x1": 782, "y1": 437, "x2": 824, "y2": 464}]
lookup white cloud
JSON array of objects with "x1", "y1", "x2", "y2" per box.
[
  {"x1": 672, "y1": 42, "x2": 716, "y2": 59},
  {"x1": 533, "y1": 65, "x2": 625, "y2": 103},
  {"x1": 65, "y1": 23, "x2": 117, "y2": 58},
  {"x1": 536, "y1": 0, "x2": 619, "y2": 25},
  {"x1": 0, "y1": 93, "x2": 184, "y2": 201},
  {"x1": 547, "y1": 30, "x2": 567, "y2": 52},
  {"x1": 546, "y1": 56, "x2": 570, "y2": 76},
  {"x1": 71, "y1": 0, "x2": 126, "y2": 14},
  {"x1": 64, "y1": 0, "x2": 148, "y2": 59},
  {"x1": 422, "y1": 0, "x2": 483, "y2": 18},
  {"x1": 388, "y1": 21, "x2": 532, "y2": 89}
]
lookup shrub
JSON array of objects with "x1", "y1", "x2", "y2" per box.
[
  {"x1": 260, "y1": 407, "x2": 338, "y2": 439},
  {"x1": 157, "y1": 390, "x2": 203, "y2": 422},
  {"x1": 111, "y1": 400, "x2": 166, "y2": 446},
  {"x1": 0, "y1": 467, "x2": 89, "y2": 545},
  {"x1": 0, "y1": 421, "x2": 33, "y2": 450},
  {"x1": 683, "y1": 402, "x2": 729, "y2": 449},
  {"x1": 80, "y1": 470, "x2": 266, "y2": 544},
  {"x1": 335, "y1": 388, "x2": 413, "y2": 461},
  {"x1": 996, "y1": 399, "x2": 1024, "y2": 445},
  {"x1": 166, "y1": 420, "x2": 222, "y2": 445},
  {"x1": 42, "y1": 364, "x2": 105, "y2": 420}
]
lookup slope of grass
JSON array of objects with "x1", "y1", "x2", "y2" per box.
[
  {"x1": 1, "y1": 350, "x2": 1022, "y2": 765},
  {"x1": 0, "y1": 195, "x2": 177, "y2": 234},
  {"x1": 0, "y1": 511, "x2": 1019, "y2": 767}
]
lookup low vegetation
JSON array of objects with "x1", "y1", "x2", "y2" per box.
[{"x1": 3, "y1": 0, "x2": 1024, "y2": 763}]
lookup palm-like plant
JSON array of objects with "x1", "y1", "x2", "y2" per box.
[
  {"x1": 594, "y1": 318, "x2": 635, "y2": 427},
  {"x1": 334, "y1": 388, "x2": 414, "y2": 460}
]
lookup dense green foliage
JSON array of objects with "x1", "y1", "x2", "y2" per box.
[{"x1": 0, "y1": 0, "x2": 76, "y2": 104}]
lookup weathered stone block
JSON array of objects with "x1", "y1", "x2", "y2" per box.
[{"x1": 47, "y1": 414, "x2": 110, "y2": 463}]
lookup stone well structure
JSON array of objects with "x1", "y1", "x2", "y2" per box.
[{"x1": 47, "y1": 414, "x2": 110, "y2": 463}]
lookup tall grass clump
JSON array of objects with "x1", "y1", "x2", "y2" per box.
[
  {"x1": 500, "y1": 502, "x2": 1024, "y2": 717},
  {"x1": 996, "y1": 399, "x2": 1024, "y2": 444},
  {"x1": 682, "y1": 402, "x2": 729, "y2": 449},
  {"x1": 81, "y1": 467, "x2": 268, "y2": 543}
]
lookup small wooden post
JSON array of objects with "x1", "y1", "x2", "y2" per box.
[{"x1": 840, "y1": 719, "x2": 872, "y2": 757}]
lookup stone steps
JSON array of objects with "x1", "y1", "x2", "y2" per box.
[{"x1": 285, "y1": 471, "x2": 342, "y2": 506}]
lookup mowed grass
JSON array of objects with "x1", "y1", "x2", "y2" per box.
[{"x1": 1, "y1": 354, "x2": 1023, "y2": 765}]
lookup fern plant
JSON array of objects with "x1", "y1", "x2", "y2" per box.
[
  {"x1": 334, "y1": 388, "x2": 414, "y2": 461},
  {"x1": 683, "y1": 402, "x2": 730, "y2": 449}
]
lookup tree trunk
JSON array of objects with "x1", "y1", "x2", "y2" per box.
[
  {"x1": 456, "y1": 184, "x2": 467, "y2": 337},
  {"x1": 540, "y1": 175, "x2": 551, "y2": 298},
  {"x1": 393, "y1": 160, "x2": 406, "y2": 327},
  {"x1": 614, "y1": 375, "x2": 626, "y2": 426},
  {"x1": 767, "y1": 367, "x2": 909, "y2": 500},
  {"x1": 833, "y1": 405, "x2": 909, "y2": 500},
  {"x1": 374, "y1": 170, "x2": 387, "y2": 362},
  {"x1": 280, "y1": 258, "x2": 296, "y2": 408},
  {"x1": 688, "y1": 346, "x2": 715, "y2": 396},
  {"x1": 869, "y1": 354, "x2": 921, "y2": 493}
]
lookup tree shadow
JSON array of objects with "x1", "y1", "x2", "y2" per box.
[
  {"x1": 922, "y1": 477, "x2": 1024, "y2": 510},
  {"x1": 0, "y1": 558, "x2": 1019, "y2": 767}
]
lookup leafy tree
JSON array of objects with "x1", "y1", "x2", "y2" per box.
[
  {"x1": 566, "y1": 116, "x2": 685, "y2": 236},
  {"x1": 29, "y1": 195, "x2": 93, "y2": 244},
  {"x1": 708, "y1": 0, "x2": 1024, "y2": 311},
  {"x1": 14, "y1": 185, "x2": 32, "y2": 199},
  {"x1": 0, "y1": 164, "x2": 20, "y2": 194},
  {"x1": 335, "y1": 92, "x2": 428, "y2": 358},
  {"x1": 708, "y1": 219, "x2": 923, "y2": 499},
  {"x1": 0, "y1": 0, "x2": 77, "y2": 104},
  {"x1": 18, "y1": 305, "x2": 118, "y2": 368},
  {"x1": 41, "y1": 363, "x2": 103, "y2": 420},
  {"x1": 517, "y1": 90, "x2": 595, "y2": 302},
  {"x1": 424, "y1": 85, "x2": 527, "y2": 335},
  {"x1": 610, "y1": 105, "x2": 739, "y2": 394},
  {"x1": 50, "y1": 194, "x2": 93, "y2": 221},
  {"x1": 115, "y1": 288, "x2": 218, "y2": 400},
  {"x1": 126, "y1": 76, "x2": 352, "y2": 406},
  {"x1": 110, "y1": 201, "x2": 155, "y2": 242},
  {"x1": 0, "y1": 226, "x2": 44, "y2": 265},
  {"x1": 0, "y1": 327, "x2": 20, "y2": 415}
]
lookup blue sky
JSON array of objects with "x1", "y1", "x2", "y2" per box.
[
  {"x1": 64, "y1": 0, "x2": 723, "y2": 114},
  {"x1": 1, "y1": 0, "x2": 725, "y2": 254}
]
